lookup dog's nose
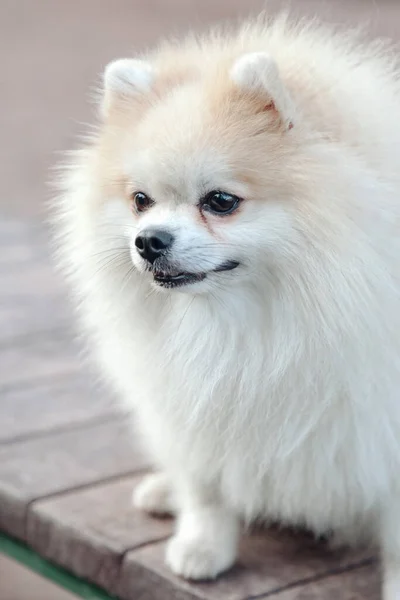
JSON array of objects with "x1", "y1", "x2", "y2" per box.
[{"x1": 135, "y1": 229, "x2": 174, "y2": 264}]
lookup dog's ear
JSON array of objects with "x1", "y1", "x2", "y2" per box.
[
  {"x1": 230, "y1": 53, "x2": 294, "y2": 131},
  {"x1": 102, "y1": 59, "x2": 154, "y2": 117}
]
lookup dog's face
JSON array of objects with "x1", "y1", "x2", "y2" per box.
[
  {"x1": 126, "y1": 138, "x2": 248, "y2": 292},
  {"x1": 98, "y1": 54, "x2": 304, "y2": 294}
]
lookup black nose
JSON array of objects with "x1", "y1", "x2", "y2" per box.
[{"x1": 135, "y1": 229, "x2": 174, "y2": 264}]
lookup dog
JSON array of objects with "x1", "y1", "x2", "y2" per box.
[{"x1": 54, "y1": 12, "x2": 400, "y2": 599}]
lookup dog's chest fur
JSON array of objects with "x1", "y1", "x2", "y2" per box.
[{"x1": 93, "y1": 276, "x2": 383, "y2": 541}]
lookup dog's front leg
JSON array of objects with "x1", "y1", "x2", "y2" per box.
[
  {"x1": 382, "y1": 498, "x2": 400, "y2": 600},
  {"x1": 165, "y1": 478, "x2": 240, "y2": 580}
]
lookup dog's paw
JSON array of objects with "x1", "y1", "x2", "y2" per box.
[
  {"x1": 132, "y1": 473, "x2": 175, "y2": 516},
  {"x1": 383, "y1": 573, "x2": 400, "y2": 600},
  {"x1": 166, "y1": 534, "x2": 235, "y2": 580}
]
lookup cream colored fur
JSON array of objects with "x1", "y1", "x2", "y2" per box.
[{"x1": 54, "y1": 13, "x2": 400, "y2": 598}]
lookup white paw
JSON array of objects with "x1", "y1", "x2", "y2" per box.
[
  {"x1": 383, "y1": 568, "x2": 400, "y2": 600},
  {"x1": 132, "y1": 473, "x2": 175, "y2": 516},
  {"x1": 166, "y1": 534, "x2": 235, "y2": 580}
]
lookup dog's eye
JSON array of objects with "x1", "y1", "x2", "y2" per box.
[
  {"x1": 132, "y1": 192, "x2": 154, "y2": 213},
  {"x1": 201, "y1": 191, "x2": 241, "y2": 215}
]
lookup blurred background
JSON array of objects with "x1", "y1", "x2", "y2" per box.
[
  {"x1": 0, "y1": 1, "x2": 399, "y2": 599},
  {"x1": 1, "y1": 0, "x2": 400, "y2": 223}
]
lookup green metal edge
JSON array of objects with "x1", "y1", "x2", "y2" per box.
[{"x1": 0, "y1": 532, "x2": 116, "y2": 600}]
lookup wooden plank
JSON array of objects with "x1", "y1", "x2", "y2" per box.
[
  {"x1": 0, "y1": 418, "x2": 148, "y2": 540},
  {"x1": 274, "y1": 562, "x2": 380, "y2": 599},
  {"x1": 27, "y1": 475, "x2": 172, "y2": 593},
  {"x1": 0, "y1": 253, "x2": 69, "y2": 341},
  {"x1": 0, "y1": 236, "x2": 48, "y2": 267},
  {"x1": 0, "y1": 374, "x2": 121, "y2": 444},
  {"x1": 0, "y1": 219, "x2": 46, "y2": 262},
  {"x1": 0, "y1": 295, "x2": 69, "y2": 342},
  {"x1": 0, "y1": 218, "x2": 70, "y2": 341},
  {"x1": 0, "y1": 259, "x2": 65, "y2": 299},
  {"x1": 118, "y1": 528, "x2": 374, "y2": 600},
  {"x1": 0, "y1": 331, "x2": 85, "y2": 390}
]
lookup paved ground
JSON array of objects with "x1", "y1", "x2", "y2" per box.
[{"x1": 1, "y1": 1, "x2": 399, "y2": 598}]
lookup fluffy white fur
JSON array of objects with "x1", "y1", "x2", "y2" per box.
[{"x1": 54, "y1": 13, "x2": 400, "y2": 598}]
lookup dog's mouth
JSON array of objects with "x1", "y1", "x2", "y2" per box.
[{"x1": 152, "y1": 260, "x2": 239, "y2": 288}]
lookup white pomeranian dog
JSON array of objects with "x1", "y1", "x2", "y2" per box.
[{"x1": 54, "y1": 12, "x2": 400, "y2": 598}]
